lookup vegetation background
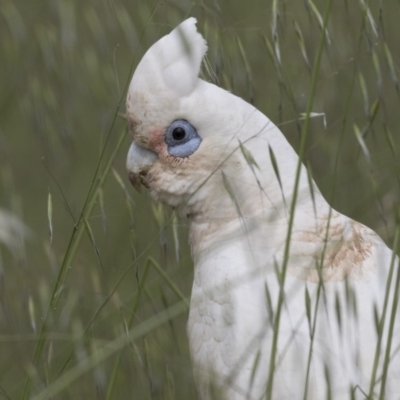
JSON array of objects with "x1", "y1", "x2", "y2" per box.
[{"x1": 1, "y1": 0, "x2": 399, "y2": 398}]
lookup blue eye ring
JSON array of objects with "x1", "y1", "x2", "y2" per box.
[{"x1": 165, "y1": 119, "x2": 202, "y2": 158}]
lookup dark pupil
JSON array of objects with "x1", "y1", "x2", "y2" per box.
[{"x1": 172, "y1": 127, "x2": 186, "y2": 141}]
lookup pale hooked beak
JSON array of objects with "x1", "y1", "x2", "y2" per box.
[{"x1": 126, "y1": 142, "x2": 158, "y2": 192}]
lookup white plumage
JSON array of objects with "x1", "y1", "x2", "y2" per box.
[{"x1": 126, "y1": 19, "x2": 400, "y2": 399}]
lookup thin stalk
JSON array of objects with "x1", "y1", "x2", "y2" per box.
[
  {"x1": 265, "y1": 1, "x2": 333, "y2": 398},
  {"x1": 30, "y1": 300, "x2": 188, "y2": 400},
  {"x1": 20, "y1": 4, "x2": 160, "y2": 397},
  {"x1": 147, "y1": 257, "x2": 190, "y2": 307},
  {"x1": 368, "y1": 226, "x2": 400, "y2": 397},
  {"x1": 21, "y1": 127, "x2": 127, "y2": 400},
  {"x1": 379, "y1": 244, "x2": 400, "y2": 400},
  {"x1": 105, "y1": 260, "x2": 151, "y2": 400},
  {"x1": 57, "y1": 248, "x2": 145, "y2": 376},
  {"x1": 105, "y1": 257, "x2": 189, "y2": 400},
  {"x1": 302, "y1": 39, "x2": 360, "y2": 399}
]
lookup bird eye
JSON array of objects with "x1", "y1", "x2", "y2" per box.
[
  {"x1": 172, "y1": 127, "x2": 186, "y2": 141},
  {"x1": 165, "y1": 119, "x2": 202, "y2": 158}
]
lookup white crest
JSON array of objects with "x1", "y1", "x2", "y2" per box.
[{"x1": 128, "y1": 18, "x2": 207, "y2": 99}]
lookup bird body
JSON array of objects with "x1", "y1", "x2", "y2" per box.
[{"x1": 126, "y1": 19, "x2": 400, "y2": 399}]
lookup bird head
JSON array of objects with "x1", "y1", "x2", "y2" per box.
[{"x1": 126, "y1": 18, "x2": 298, "y2": 219}]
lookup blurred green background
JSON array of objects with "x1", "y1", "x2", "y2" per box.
[{"x1": 1, "y1": 0, "x2": 399, "y2": 398}]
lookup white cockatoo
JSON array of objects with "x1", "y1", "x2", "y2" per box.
[{"x1": 126, "y1": 19, "x2": 400, "y2": 399}]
